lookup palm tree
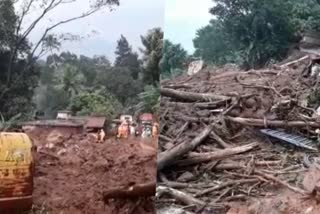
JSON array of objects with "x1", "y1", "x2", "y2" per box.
[{"x1": 61, "y1": 64, "x2": 83, "y2": 97}]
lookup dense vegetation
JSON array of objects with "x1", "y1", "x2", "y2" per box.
[
  {"x1": 160, "y1": 0, "x2": 320, "y2": 78},
  {"x1": 193, "y1": 0, "x2": 320, "y2": 69},
  {"x1": 32, "y1": 30, "x2": 163, "y2": 119},
  {"x1": 0, "y1": 0, "x2": 163, "y2": 120},
  {"x1": 160, "y1": 40, "x2": 189, "y2": 79}
]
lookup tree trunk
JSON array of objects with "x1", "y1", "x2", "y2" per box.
[
  {"x1": 226, "y1": 117, "x2": 320, "y2": 128},
  {"x1": 174, "y1": 143, "x2": 259, "y2": 166},
  {"x1": 157, "y1": 125, "x2": 213, "y2": 170},
  {"x1": 160, "y1": 88, "x2": 230, "y2": 102},
  {"x1": 103, "y1": 181, "x2": 156, "y2": 200}
]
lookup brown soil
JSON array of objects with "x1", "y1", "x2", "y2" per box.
[
  {"x1": 27, "y1": 130, "x2": 157, "y2": 214},
  {"x1": 227, "y1": 189, "x2": 320, "y2": 214}
]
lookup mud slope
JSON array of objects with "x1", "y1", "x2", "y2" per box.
[{"x1": 32, "y1": 136, "x2": 157, "y2": 214}]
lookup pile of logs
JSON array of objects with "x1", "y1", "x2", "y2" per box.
[{"x1": 157, "y1": 63, "x2": 320, "y2": 213}]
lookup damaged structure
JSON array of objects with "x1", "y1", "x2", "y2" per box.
[{"x1": 157, "y1": 53, "x2": 320, "y2": 214}]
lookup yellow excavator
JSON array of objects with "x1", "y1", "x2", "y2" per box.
[{"x1": 0, "y1": 132, "x2": 35, "y2": 212}]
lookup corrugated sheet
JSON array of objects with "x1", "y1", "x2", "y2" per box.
[
  {"x1": 139, "y1": 113, "x2": 153, "y2": 121},
  {"x1": 85, "y1": 117, "x2": 106, "y2": 128},
  {"x1": 22, "y1": 119, "x2": 83, "y2": 128}
]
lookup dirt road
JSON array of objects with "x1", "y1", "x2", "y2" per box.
[{"x1": 28, "y1": 132, "x2": 157, "y2": 214}]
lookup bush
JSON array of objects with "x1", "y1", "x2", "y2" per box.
[{"x1": 69, "y1": 92, "x2": 122, "y2": 118}]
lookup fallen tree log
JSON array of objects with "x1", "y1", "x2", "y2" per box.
[
  {"x1": 103, "y1": 181, "x2": 156, "y2": 199},
  {"x1": 210, "y1": 160, "x2": 282, "y2": 170},
  {"x1": 195, "y1": 100, "x2": 230, "y2": 109},
  {"x1": 159, "y1": 135, "x2": 173, "y2": 142},
  {"x1": 279, "y1": 55, "x2": 309, "y2": 68},
  {"x1": 174, "y1": 143, "x2": 259, "y2": 166},
  {"x1": 173, "y1": 113, "x2": 216, "y2": 123},
  {"x1": 210, "y1": 130, "x2": 231, "y2": 148},
  {"x1": 226, "y1": 117, "x2": 320, "y2": 128},
  {"x1": 157, "y1": 186, "x2": 228, "y2": 211},
  {"x1": 160, "y1": 88, "x2": 230, "y2": 102},
  {"x1": 157, "y1": 186, "x2": 205, "y2": 206},
  {"x1": 164, "y1": 84, "x2": 193, "y2": 89},
  {"x1": 195, "y1": 178, "x2": 259, "y2": 197},
  {"x1": 255, "y1": 170, "x2": 306, "y2": 194},
  {"x1": 157, "y1": 125, "x2": 213, "y2": 170}
]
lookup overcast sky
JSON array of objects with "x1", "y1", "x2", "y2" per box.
[
  {"x1": 18, "y1": 0, "x2": 213, "y2": 61},
  {"x1": 18, "y1": 0, "x2": 164, "y2": 61},
  {"x1": 164, "y1": 0, "x2": 213, "y2": 54}
]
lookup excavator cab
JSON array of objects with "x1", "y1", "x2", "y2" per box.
[{"x1": 0, "y1": 132, "x2": 35, "y2": 212}]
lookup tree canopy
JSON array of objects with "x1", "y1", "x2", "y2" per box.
[
  {"x1": 193, "y1": 0, "x2": 320, "y2": 69},
  {"x1": 0, "y1": 0, "x2": 121, "y2": 119},
  {"x1": 0, "y1": 0, "x2": 162, "y2": 119},
  {"x1": 160, "y1": 39, "x2": 189, "y2": 78},
  {"x1": 114, "y1": 35, "x2": 141, "y2": 79},
  {"x1": 140, "y1": 27, "x2": 163, "y2": 86}
]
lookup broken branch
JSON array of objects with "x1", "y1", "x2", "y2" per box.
[
  {"x1": 175, "y1": 143, "x2": 259, "y2": 166},
  {"x1": 158, "y1": 125, "x2": 213, "y2": 170}
]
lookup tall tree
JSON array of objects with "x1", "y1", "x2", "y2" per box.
[
  {"x1": 140, "y1": 28, "x2": 163, "y2": 85},
  {"x1": 115, "y1": 35, "x2": 131, "y2": 65},
  {"x1": 0, "y1": 0, "x2": 120, "y2": 104},
  {"x1": 160, "y1": 39, "x2": 188, "y2": 78},
  {"x1": 98, "y1": 67, "x2": 143, "y2": 105},
  {"x1": 194, "y1": 20, "x2": 235, "y2": 65},
  {"x1": 194, "y1": 0, "x2": 295, "y2": 69},
  {"x1": 114, "y1": 35, "x2": 141, "y2": 79},
  {"x1": 0, "y1": 0, "x2": 39, "y2": 119}
]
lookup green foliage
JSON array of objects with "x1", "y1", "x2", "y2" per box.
[
  {"x1": 194, "y1": 20, "x2": 237, "y2": 65},
  {"x1": 140, "y1": 28, "x2": 163, "y2": 85},
  {"x1": 69, "y1": 92, "x2": 122, "y2": 117},
  {"x1": 99, "y1": 66, "x2": 144, "y2": 105},
  {"x1": 288, "y1": 0, "x2": 320, "y2": 32},
  {"x1": 0, "y1": 1, "x2": 39, "y2": 119},
  {"x1": 136, "y1": 84, "x2": 160, "y2": 114},
  {"x1": 114, "y1": 35, "x2": 141, "y2": 79},
  {"x1": 0, "y1": 52, "x2": 39, "y2": 119},
  {"x1": 35, "y1": 51, "x2": 144, "y2": 118},
  {"x1": 0, "y1": 113, "x2": 21, "y2": 131},
  {"x1": 60, "y1": 64, "x2": 84, "y2": 96},
  {"x1": 0, "y1": 0, "x2": 161, "y2": 120},
  {"x1": 194, "y1": 0, "x2": 298, "y2": 68},
  {"x1": 160, "y1": 39, "x2": 188, "y2": 77},
  {"x1": 0, "y1": 0, "x2": 17, "y2": 47}
]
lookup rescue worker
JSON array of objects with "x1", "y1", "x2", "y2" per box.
[
  {"x1": 152, "y1": 122, "x2": 159, "y2": 138},
  {"x1": 97, "y1": 129, "x2": 105, "y2": 143},
  {"x1": 96, "y1": 130, "x2": 101, "y2": 143},
  {"x1": 121, "y1": 121, "x2": 129, "y2": 139},
  {"x1": 117, "y1": 123, "x2": 123, "y2": 139}
]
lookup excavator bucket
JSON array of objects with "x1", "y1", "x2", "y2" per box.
[{"x1": 0, "y1": 132, "x2": 34, "y2": 212}]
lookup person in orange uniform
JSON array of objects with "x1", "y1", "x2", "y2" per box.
[
  {"x1": 152, "y1": 122, "x2": 159, "y2": 138},
  {"x1": 118, "y1": 121, "x2": 129, "y2": 139},
  {"x1": 117, "y1": 123, "x2": 124, "y2": 139}
]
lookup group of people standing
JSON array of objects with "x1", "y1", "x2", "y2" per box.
[
  {"x1": 117, "y1": 120, "x2": 134, "y2": 139},
  {"x1": 117, "y1": 120, "x2": 159, "y2": 139}
]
